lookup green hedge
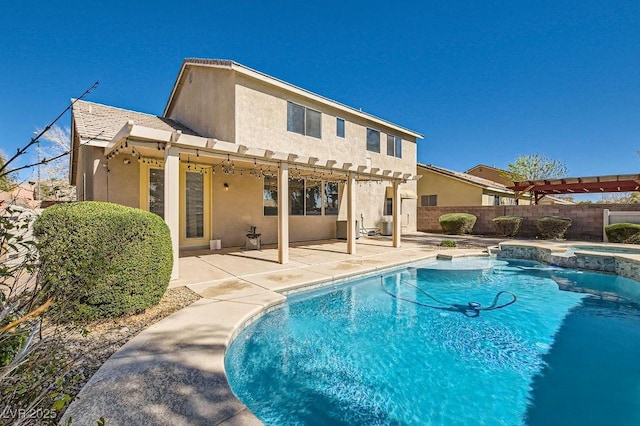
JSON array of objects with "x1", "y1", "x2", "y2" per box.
[
  {"x1": 439, "y1": 213, "x2": 477, "y2": 235},
  {"x1": 605, "y1": 223, "x2": 640, "y2": 244},
  {"x1": 492, "y1": 216, "x2": 523, "y2": 237},
  {"x1": 535, "y1": 215, "x2": 572, "y2": 239},
  {"x1": 33, "y1": 201, "x2": 172, "y2": 321}
]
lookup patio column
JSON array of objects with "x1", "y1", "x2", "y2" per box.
[
  {"x1": 347, "y1": 172, "x2": 356, "y2": 254},
  {"x1": 164, "y1": 145, "x2": 180, "y2": 280},
  {"x1": 278, "y1": 163, "x2": 289, "y2": 264},
  {"x1": 392, "y1": 180, "x2": 401, "y2": 248}
]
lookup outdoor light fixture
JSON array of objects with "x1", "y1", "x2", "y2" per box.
[
  {"x1": 123, "y1": 159, "x2": 131, "y2": 165},
  {"x1": 223, "y1": 183, "x2": 229, "y2": 191}
]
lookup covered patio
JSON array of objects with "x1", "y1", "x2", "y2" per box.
[
  {"x1": 169, "y1": 234, "x2": 486, "y2": 292},
  {"x1": 105, "y1": 123, "x2": 420, "y2": 279}
]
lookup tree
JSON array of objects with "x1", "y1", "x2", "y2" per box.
[
  {"x1": 598, "y1": 192, "x2": 640, "y2": 204},
  {"x1": 35, "y1": 125, "x2": 75, "y2": 201},
  {"x1": 0, "y1": 152, "x2": 16, "y2": 191},
  {"x1": 504, "y1": 154, "x2": 568, "y2": 182}
]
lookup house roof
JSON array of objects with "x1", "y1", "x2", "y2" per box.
[
  {"x1": 163, "y1": 58, "x2": 424, "y2": 140},
  {"x1": 465, "y1": 164, "x2": 505, "y2": 174},
  {"x1": 417, "y1": 163, "x2": 514, "y2": 194},
  {"x1": 72, "y1": 100, "x2": 199, "y2": 144}
]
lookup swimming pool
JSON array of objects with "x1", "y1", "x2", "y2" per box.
[{"x1": 225, "y1": 258, "x2": 640, "y2": 425}]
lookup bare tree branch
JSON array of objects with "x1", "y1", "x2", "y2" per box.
[{"x1": 0, "y1": 81, "x2": 99, "y2": 177}]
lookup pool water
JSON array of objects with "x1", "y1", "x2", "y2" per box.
[{"x1": 225, "y1": 258, "x2": 640, "y2": 425}]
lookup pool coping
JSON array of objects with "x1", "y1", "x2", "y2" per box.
[
  {"x1": 62, "y1": 246, "x2": 489, "y2": 425},
  {"x1": 496, "y1": 241, "x2": 640, "y2": 280}
]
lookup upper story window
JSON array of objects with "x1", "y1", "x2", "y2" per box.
[
  {"x1": 336, "y1": 118, "x2": 345, "y2": 138},
  {"x1": 287, "y1": 101, "x2": 321, "y2": 138},
  {"x1": 366, "y1": 128, "x2": 380, "y2": 153},
  {"x1": 387, "y1": 135, "x2": 402, "y2": 158}
]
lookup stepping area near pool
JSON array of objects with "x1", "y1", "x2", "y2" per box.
[{"x1": 62, "y1": 235, "x2": 640, "y2": 425}]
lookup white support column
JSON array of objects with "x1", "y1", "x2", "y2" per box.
[
  {"x1": 347, "y1": 172, "x2": 356, "y2": 254},
  {"x1": 278, "y1": 163, "x2": 289, "y2": 264},
  {"x1": 164, "y1": 146, "x2": 180, "y2": 280},
  {"x1": 392, "y1": 180, "x2": 401, "y2": 248}
]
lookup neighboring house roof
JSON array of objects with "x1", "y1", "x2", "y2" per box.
[
  {"x1": 72, "y1": 100, "x2": 199, "y2": 144},
  {"x1": 465, "y1": 164, "x2": 514, "y2": 186},
  {"x1": 164, "y1": 58, "x2": 423, "y2": 140},
  {"x1": 417, "y1": 163, "x2": 514, "y2": 195},
  {"x1": 465, "y1": 164, "x2": 505, "y2": 174},
  {"x1": 541, "y1": 195, "x2": 576, "y2": 205}
]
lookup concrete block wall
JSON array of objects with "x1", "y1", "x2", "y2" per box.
[{"x1": 417, "y1": 204, "x2": 640, "y2": 241}]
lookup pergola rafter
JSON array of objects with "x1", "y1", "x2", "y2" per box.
[{"x1": 508, "y1": 174, "x2": 640, "y2": 204}]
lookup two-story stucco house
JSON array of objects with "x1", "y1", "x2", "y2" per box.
[{"x1": 70, "y1": 59, "x2": 423, "y2": 279}]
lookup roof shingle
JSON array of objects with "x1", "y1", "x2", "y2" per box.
[{"x1": 72, "y1": 100, "x2": 199, "y2": 142}]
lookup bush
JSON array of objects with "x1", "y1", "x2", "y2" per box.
[
  {"x1": 605, "y1": 223, "x2": 640, "y2": 244},
  {"x1": 440, "y1": 240, "x2": 456, "y2": 248},
  {"x1": 33, "y1": 201, "x2": 172, "y2": 321},
  {"x1": 492, "y1": 216, "x2": 524, "y2": 237},
  {"x1": 535, "y1": 215, "x2": 572, "y2": 239},
  {"x1": 439, "y1": 213, "x2": 477, "y2": 235}
]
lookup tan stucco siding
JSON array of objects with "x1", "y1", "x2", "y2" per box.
[
  {"x1": 234, "y1": 74, "x2": 417, "y2": 174},
  {"x1": 167, "y1": 67, "x2": 235, "y2": 141},
  {"x1": 211, "y1": 172, "x2": 340, "y2": 247},
  {"x1": 466, "y1": 166, "x2": 512, "y2": 186},
  {"x1": 76, "y1": 147, "x2": 139, "y2": 207},
  {"x1": 417, "y1": 169, "x2": 483, "y2": 206},
  {"x1": 107, "y1": 154, "x2": 140, "y2": 207},
  {"x1": 232, "y1": 74, "x2": 418, "y2": 232}
]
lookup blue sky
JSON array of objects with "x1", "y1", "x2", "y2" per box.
[{"x1": 1, "y1": 0, "x2": 639, "y2": 181}]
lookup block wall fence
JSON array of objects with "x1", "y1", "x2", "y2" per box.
[{"x1": 417, "y1": 204, "x2": 640, "y2": 241}]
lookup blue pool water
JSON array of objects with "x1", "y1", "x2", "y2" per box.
[{"x1": 225, "y1": 258, "x2": 640, "y2": 425}]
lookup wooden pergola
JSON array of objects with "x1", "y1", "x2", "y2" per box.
[{"x1": 508, "y1": 173, "x2": 640, "y2": 204}]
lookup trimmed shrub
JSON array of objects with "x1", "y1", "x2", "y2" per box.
[
  {"x1": 535, "y1": 215, "x2": 572, "y2": 239},
  {"x1": 605, "y1": 223, "x2": 640, "y2": 244},
  {"x1": 439, "y1": 213, "x2": 477, "y2": 235},
  {"x1": 492, "y1": 216, "x2": 524, "y2": 237},
  {"x1": 33, "y1": 201, "x2": 172, "y2": 321}
]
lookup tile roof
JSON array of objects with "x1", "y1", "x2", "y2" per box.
[
  {"x1": 418, "y1": 163, "x2": 513, "y2": 192},
  {"x1": 72, "y1": 100, "x2": 199, "y2": 142}
]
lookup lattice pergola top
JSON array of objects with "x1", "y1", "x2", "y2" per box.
[
  {"x1": 104, "y1": 122, "x2": 420, "y2": 182},
  {"x1": 509, "y1": 174, "x2": 640, "y2": 195}
]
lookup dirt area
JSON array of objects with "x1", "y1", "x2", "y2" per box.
[{"x1": 62, "y1": 287, "x2": 201, "y2": 407}]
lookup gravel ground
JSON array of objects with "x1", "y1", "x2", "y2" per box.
[{"x1": 60, "y1": 287, "x2": 201, "y2": 412}]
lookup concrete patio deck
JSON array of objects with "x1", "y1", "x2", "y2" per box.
[{"x1": 62, "y1": 234, "x2": 495, "y2": 425}]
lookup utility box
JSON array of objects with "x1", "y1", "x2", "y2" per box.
[
  {"x1": 381, "y1": 217, "x2": 393, "y2": 236},
  {"x1": 336, "y1": 220, "x2": 360, "y2": 240}
]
